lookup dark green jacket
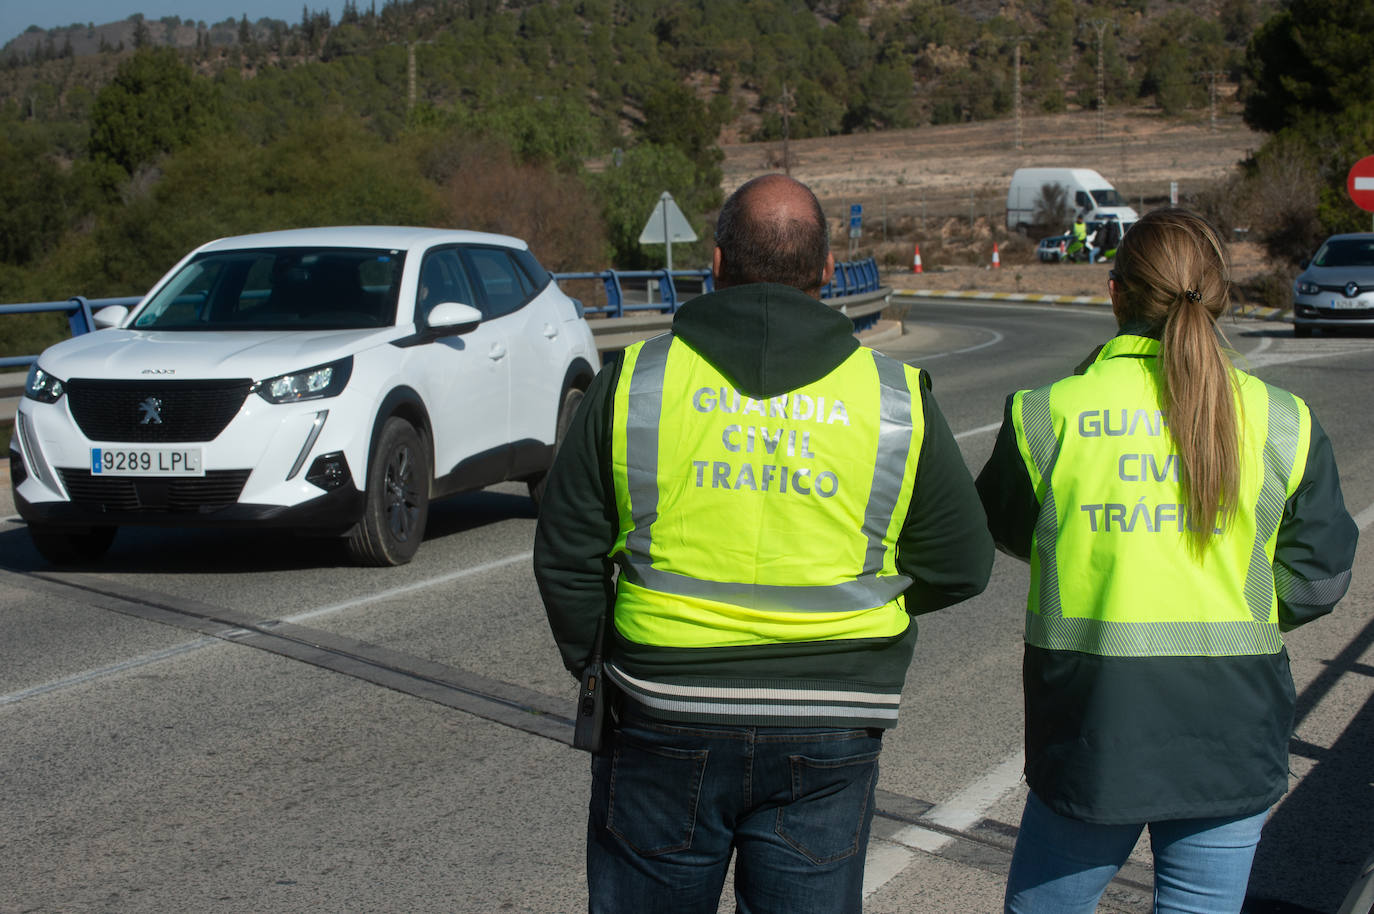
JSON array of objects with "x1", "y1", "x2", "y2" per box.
[
  {"x1": 976, "y1": 331, "x2": 1358, "y2": 823},
  {"x1": 534, "y1": 282, "x2": 993, "y2": 729}
]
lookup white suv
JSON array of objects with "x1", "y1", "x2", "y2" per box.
[{"x1": 10, "y1": 226, "x2": 599, "y2": 565}]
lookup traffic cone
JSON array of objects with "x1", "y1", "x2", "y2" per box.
[
  {"x1": 1059, "y1": 239, "x2": 1067, "y2": 260},
  {"x1": 991, "y1": 242, "x2": 1001, "y2": 269},
  {"x1": 912, "y1": 244, "x2": 923, "y2": 274}
]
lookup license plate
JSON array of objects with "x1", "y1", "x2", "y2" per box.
[
  {"x1": 1327, "y1": 298, "x2": 1370, "y2": 310},
  {"x1": 91, "y1": 447, "x2": 204, "y2": 476}
]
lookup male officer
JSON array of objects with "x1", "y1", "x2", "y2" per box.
[{"x1": 534, "y1": 174, "x2": 992, "y2": 913}]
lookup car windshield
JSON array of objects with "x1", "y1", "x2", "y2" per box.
[
  {"x1": 1091, "y1": 188, "x2": 1126, "y2": 207},
  {"x1": 132, "y1": 247, "x2": 406, "y2": 331},
  {"x1": 1313, "y1": 238, "x2": 1374, "y2": 268}
]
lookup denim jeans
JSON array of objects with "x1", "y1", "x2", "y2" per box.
[
  {"x1": 586, "y1": 711, "x2": 883, "y2": 914},
  {"x1": 1004, "y1": 790, "x2": 1268, "y2": 914}
]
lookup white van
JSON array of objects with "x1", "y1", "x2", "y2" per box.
[{"x1": 1006, "y1": 167, "x2": 1139, "y2": 234}]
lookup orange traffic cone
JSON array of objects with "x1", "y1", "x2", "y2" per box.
[
  {"x1": 991, "y1": 242, "x2": 1001, "y2": 269},
  {"x1": 912, "y1": 244, "x2": 923, "y2": 274}
]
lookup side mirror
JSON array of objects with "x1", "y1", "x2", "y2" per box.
[
  {"x1": 425, "y1": 301, "x2": 483, "y2": 336},
  {"x1": 93, "y1": 305, "x2": 129, "y2": 330}
]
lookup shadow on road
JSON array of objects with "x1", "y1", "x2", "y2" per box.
[
  {"x1": 1245, "y1": 613, "x2": 1374, "y2": 913},
  {"x1": 0, "y1": 488, "x2": 537, "y2": 575}
]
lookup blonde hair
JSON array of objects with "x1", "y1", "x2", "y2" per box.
[{"x1": 1112, "y1": 209, "x2": 1237, "y2": 552}]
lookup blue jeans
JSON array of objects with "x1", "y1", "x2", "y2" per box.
[
  {"x1": 1005, "y1": 790, "x2": 1268, "y2": 914},
  {"x1": 586, "y1": 712, "x2": 882, "y2": 914}
]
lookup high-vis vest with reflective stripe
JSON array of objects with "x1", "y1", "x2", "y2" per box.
[
  {"x1": 609, "y1": 333, "x2": 925, "y2": 648},
  {"x1": 1012, "y1": 335, "x2": 1311, "y2": 657}
]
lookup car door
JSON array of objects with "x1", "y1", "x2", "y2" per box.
[
  {"x1": 459, "y1": 246, "x2": 566, "y2": 450},
  {"x1": 412, "y1": 246, "x2": 511, "y2": 483}
]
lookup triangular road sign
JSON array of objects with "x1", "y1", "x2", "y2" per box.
[{"x1": 638, "y1": 192, "x2": 698, "y2": 244}]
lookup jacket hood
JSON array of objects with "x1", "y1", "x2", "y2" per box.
[{"x1": 670, "y1": 283, "x2": 858, "y2": 399}]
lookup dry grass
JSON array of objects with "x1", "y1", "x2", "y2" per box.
[{"x1": 720, "y1": 108, "x2": 1275, "y2": 301}]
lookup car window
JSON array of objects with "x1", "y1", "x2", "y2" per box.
[
  {"x1": 463, "y1": 247, "x2": 534, "y2": 320},
  {"x1": 134, "y1": 247, "x2": 404, "y2": 331},
  {"x1": 1314, "y1": 239, "x2": 1374, "y2": 268},
  {"x1": 1091, "y1": 188, "x2": 1126, "y2": 207},
  {"x1": 416, "y1": 248, "x2": 476, "y2": 322},
  {"x1": 1075, "y1": 191, "x2": 1092, "y2": 210}
]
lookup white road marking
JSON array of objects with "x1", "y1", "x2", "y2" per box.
[
  {"x1": 0, "y1": 554, "x2": 534, "y2": 707},
  {"x1": 864, "y1": 751, "x2": 1026, "y2": 894},
  {"x1": 1354, "y1": 501, "x2": 1374, "y2": 533},
  {"x1": 955, "y1": 421, "x2": 1002, "y2": 440},
  {"x1": 862, "y1": 841, "x2": 916, "y2": 896},
  {"x1": 280, "y1": 552, "x2": 532, "y2": 625},
  {"x1": 0, "y1": 639, "x2": 217, "y2": 707},
  {"x1": 912, "y1": 327, "x2": 1006, "y2": 361}
]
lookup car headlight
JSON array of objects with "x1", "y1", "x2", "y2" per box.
[
  {"x1": 253, "y1": 357, "x2": 353, "y2": 404},
  {"x1": 1295, "y1": 280, "x2": 1320, "y2": 295},
  {"x1": 24, "y1": 364, "x2": 65, "y2": 403}
]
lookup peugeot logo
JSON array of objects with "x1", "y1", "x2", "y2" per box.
[
  {"x1": 141, "y1": 368, "x2": 175, "y2": 375},
  {"x1": 1345, "y1": 281, "x2": 1362, "y2": 298},
  {"x1": 138, "y1": 397, "x2": 164, "y2": 425}
]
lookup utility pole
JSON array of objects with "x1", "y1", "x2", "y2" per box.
[
  {"x1": 1201, "y1": 70, "x2": 1222, "y2": 131},
  {"x1": 407, "y1": 41, "x2": 416, "y2": 114},
  {"x1": 780, "y1": 81, "x2": 793, "y2": 176},
  {"x1": 1013, "y1": 40, "x2": 1023, "y2": 151},
  {"x1": 1090, "y1": 19, "x2": 1109, "y2": 142}
]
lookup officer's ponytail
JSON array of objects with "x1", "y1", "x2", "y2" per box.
[{"x1": 1112, "y1": 209, "x2": 1238, "y2": 554}]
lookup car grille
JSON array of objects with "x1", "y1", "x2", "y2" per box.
[
  {"x1": 66, "y1": 379, "x2": 253, "y2": 443},
  {"x1": 1314, "y1": 283, "x2": 1373, "y2": 295},
  {"x1": 57, "y1": 469, "x2": 252, "y2": 513},
  {"x1": 1309, "y1": 307, "x2": 1374, "y2": 319}
]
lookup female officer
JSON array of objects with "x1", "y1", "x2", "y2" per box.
[{"x1": 976, "y1": 208, "x2": 1358, "y2": 911}]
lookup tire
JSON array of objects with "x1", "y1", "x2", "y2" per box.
[
  {"x1": 28, "y1": 524, "x2": 116, "y2": 565},
  {"x1": 1293, "y1": 324, "x2": 1312, "y2": 338},
  {"x1": 528, "y1": 386, "x2": 585, "y2": 508},
  {"x1": 346, "y1": 417, "x2": 430, "y2": 566}
]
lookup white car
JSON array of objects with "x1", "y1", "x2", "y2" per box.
[{"x1": 10, "y1": 226, "x2": 600, "y2": 565}]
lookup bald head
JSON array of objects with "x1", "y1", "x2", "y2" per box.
[{"x1": 713, "y1": 174, "x2": 833, "y2": 295}]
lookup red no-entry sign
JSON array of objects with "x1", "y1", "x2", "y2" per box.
[{"x1": 1347, "y1": 155, "x2": 1374, "y2": 212}]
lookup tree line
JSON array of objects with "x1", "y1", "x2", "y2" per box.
[{"x1": 1, "y1": 0, "x2": 1368, "y2": 353}]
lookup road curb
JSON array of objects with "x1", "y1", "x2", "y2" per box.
[
  {"x1": 892, "y1": 288, "x2": 1290, "y2": 322},
  {"x1": 894, "y1": 288, "x2": 1112, "y2": 307}
]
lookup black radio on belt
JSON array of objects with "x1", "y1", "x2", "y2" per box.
[{"x1": 573, "y1": 616, "x2": 608, "y2": 752}]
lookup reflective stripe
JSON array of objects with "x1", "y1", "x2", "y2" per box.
[
  {"x1": 863, "y1": 353, "x2": 915, "y2": 574},
  {"x1": 623, "y1": 333, "x2": 673, "y2": 562},
  {"x1": 1026, "y1": 612, "x2": 1283, "y2": 658},
  {"x1": 1243, "y1": 386, "x2": 1300, "y2": 622},
  {"x1": 621, "y1": 561, "x2": 909, "y2": 613},
  {"x1": 618, "y1": 339, "x2": 915, "y2": 613},
  {"x1": 606, "y1": 662, "x2": 901, "y2": 722},
  {"x1": 1273, "y1": 563, "x2": 1352, "y2": 606},
  {"x1": 1019, "y1": 387, "x2": 1064, "y2": 619}
]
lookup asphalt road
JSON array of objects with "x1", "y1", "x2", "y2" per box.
[{"x1": 2, "y1": 301, "x2": 1371, "y2": 913}]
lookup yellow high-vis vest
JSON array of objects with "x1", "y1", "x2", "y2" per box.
[
  {"x1": 1011, "y1": 335, "x2": 1311, "y2": 657},
  {"x1": 609, "y1": 334, "x2": 926, "y2": 648}
]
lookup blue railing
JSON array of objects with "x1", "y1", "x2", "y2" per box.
[
  {"x1": 0, "y1": 296, "x2": 143, "y2": 369},
  {"x1": 0, "y1": 259, "x2": 883, "y2": 369},
  {"x1": 551, "y1": 258, "x2": 881, "y2": 318}
]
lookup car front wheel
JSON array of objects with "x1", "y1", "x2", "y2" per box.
[
  {"x1": 28, "y1": 524, "x2": 117, "y2": 565},
  {"x1": 528, "y1": 386, "x2": 585, "y2": 508},
  {"x1": 346, "y1": 417, "x2": 430, "y2": 566}
]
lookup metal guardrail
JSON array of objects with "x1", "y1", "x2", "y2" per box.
[
  {"x1": 0, "y1": 259, "x2": 884, "y2": 369},
  {"x1": 551, "y1": 258, "x2": 882, "y2": 318},
  {"x1": 0, "y1": 296, "x2": 143, "y2": 369}
]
